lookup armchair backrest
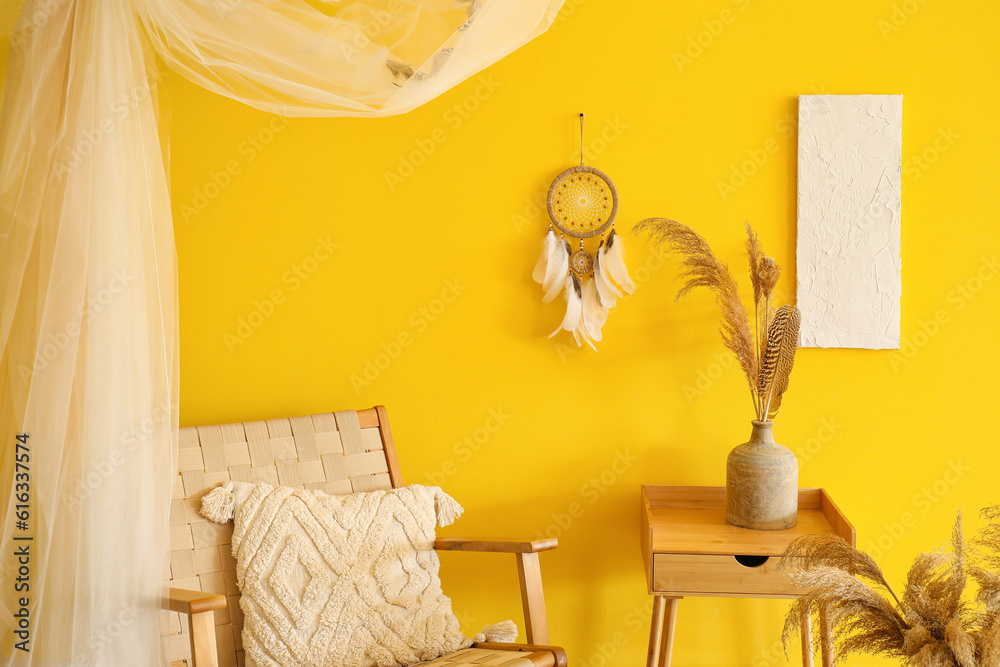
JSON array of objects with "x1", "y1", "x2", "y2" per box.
[{"x1": 164, "y1": 406, "x2": 401, "y2": 667}]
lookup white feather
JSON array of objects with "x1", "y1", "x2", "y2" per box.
[
  {"x1": 582, "y1": 278, "x2": 608, "y2": 343},
  {"x1": 605, "y1": 230, "x2": 635, "y2": 295},
  {"x1": 545, "y1": 237, "x2": 571, "y2": 291},
  {"x1": 575, "y1": 317, "x2": 597, "y2": 351},
  {"x1": 532, "y1": 229, "x2": 557, "y2": 285},
  {"x1": 548, "y1": 274, "x2": 582, "y2": 338},
  {"x1": 594, "y1": 243, "x2": 621, "y2": 308},
  {"x1": 541, "y1": 240, "x2": 570, "y2": 303}
]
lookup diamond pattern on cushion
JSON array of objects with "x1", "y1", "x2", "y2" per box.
[{"x1": 268, "y1": 534, "x2": 333, "y2": 632}]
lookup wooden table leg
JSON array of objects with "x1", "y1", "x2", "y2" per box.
[
  {"x1": 646, "y1": 596, "x2": 666, "y2": 667},
  {"x1": 658, "y1": 597, "x2": 680, "y2": 667},
  {"x1": 819, "y1": 603, "x2": 835, "y2": 667},
  {"x1": 799, "y1": 599, "x2": 814, "y2": 667}
]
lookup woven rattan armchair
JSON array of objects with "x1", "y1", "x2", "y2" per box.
[{"x1": 163, "y1": 406, "x2": 565, "y2": 667}]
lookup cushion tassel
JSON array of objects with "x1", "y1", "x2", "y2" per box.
[
  {"x1": 473, "y1": 620, "x2": 518, "y2": 644},
  {"x1": 199, "y1": 481, "x2": 236, "y2": 523},
  {"x1": 433, "y1": 487, "x2": 464, "y2": 527}
]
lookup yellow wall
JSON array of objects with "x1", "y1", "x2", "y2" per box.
[
  {"x1": 9, "y1": 0, "x2": 1000, "y2": 664},
  {"x1": 171, "y1": 2, "x2": 1000, "y2": 665}
]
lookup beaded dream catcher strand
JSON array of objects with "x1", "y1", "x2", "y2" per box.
[{"x1": 532, "y1": 114, "x2": 634, "y2": 349}]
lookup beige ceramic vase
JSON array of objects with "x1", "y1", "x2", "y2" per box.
[{"x1": 726, "y1": 420, "x2": 798, "y2": 530}]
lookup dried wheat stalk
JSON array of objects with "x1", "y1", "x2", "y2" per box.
[
  {"x1": 745, "y1": 225, "x2": 782, "y2": 310},
  {"x1": 746, "y1": 222, "x2": 765, "y2": 306},
  {"x1": 745, "y1": 224, "x2": 765, "y2": 417},
  {"x1": 780, "y1": 508, "x2": 1000, "y2": 666}
]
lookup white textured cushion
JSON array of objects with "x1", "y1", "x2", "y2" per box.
[{"x1": 201, "y1": 482, "x2": 471, "y2": 667}]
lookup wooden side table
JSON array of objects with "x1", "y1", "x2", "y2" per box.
[{"x1": 640, "y1": 486, "x2": 855, "y2": 667}]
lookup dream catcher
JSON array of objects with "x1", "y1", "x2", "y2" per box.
[{"x1": 532, "y1": 114, "x2": 634, "y2": 349}]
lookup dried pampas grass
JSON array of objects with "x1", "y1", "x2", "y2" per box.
[
  {"x1": 745, "y1": 222, "x2": 780, "y2": 307},
  {"x1": 780, "y1": 507, "x2": 1000, "y2": 666},
  {"x1": 633, "y1": 218, "x2": 758, "y2": 400},
  {"x1": 633, "y1": 218, "x2": 798, "y2": 421}
]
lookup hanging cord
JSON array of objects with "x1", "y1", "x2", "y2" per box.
[{"x1": 579, "y1": 112, "x2": 585, "y2": 166}]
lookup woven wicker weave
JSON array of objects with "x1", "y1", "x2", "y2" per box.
[{"x1": 163, "y1": 407, "x2": 544, "y2": 667}]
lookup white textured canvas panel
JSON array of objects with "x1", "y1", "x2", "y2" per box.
[{"x1": 796, "y1": 94, "x2": 902, "y2": 349}]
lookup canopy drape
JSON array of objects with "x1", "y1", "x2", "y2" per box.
[{"x1": 0, "y1": 0, "x2": 563, "y2": 663}]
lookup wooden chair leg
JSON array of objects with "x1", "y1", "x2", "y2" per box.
[
  {"x1": 799, "y1": 599, "x2": 814, "y2": 667},
  {"x1": 188, "y1": 610, "x2": 220, "y2": 667},
  {"x1": 646, "y1": 596, "x2": 666, "y2": 667},
  {"x1": 516, "y1": 552, "x2": 549, "y2": 645},
  {"x1": 819, "y1": 603, "x2": 835, "y2": 667},
  {"x1": 658, "y1": 597, "x2": 679, "y2": 667}
]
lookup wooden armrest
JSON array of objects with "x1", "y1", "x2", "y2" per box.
[
  {"x1": 164, "y1": 588, "x2": 225, "y2": 667},
  {"x1": 165, "y1": 587, "x2": 227, "y2": 614},
  {"x1": 434, "y1": 537, "x2": 558, "y2": 553},
  {"x1": 436, "y1": 537, "x2": 556, "y2": 645},
  {"x1": 474, "y1": 642, "x2": 568, "y2": 667}
]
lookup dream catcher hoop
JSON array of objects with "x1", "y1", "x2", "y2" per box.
[
  {"x1": 546, "y1": 165, "x2": 618, "y2": 239},
  {"x1": 532, "y1": 114, "x2": 634, "y2": 350}
]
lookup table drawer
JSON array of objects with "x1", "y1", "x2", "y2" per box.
[{"x1": 652, "y1": 553, "x2": 809, "y2": 596}]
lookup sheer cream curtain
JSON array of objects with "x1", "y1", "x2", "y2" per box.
[{"x1": 0, "y1": 0, "x2": 563, "y2": 664}]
